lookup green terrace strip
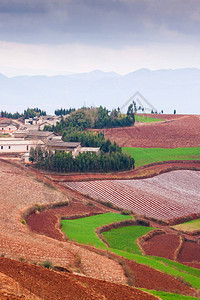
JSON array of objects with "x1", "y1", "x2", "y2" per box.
[
  {"x1": 61, "y1": 213, "x2": 200, "y2": 289},
  {"x1": 61, "y1": 212, "x2": 133, "y2": 248},
  {"x1": 110, "y1": 249, "x2": 200, "y2": 289},
  {"x1": 140, "y1": 289, "x2": 198, "y2": 300},
  {"x1": 135, "y1": 115, "x2": 164, "y2": 123},
  {"x1": 122, "y1": 147, "x2": 200, "y2": 167},
  {"x1": 102, "y1": 226, "x2": 156, "y2": 255},
  {"x1": 172, "y1": 219, "x2": 200, "y2": 232}
]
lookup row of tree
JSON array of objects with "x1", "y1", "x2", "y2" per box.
[
  {"x1": 1, "y1": 107, "x2": 46, "y2": 119},
  {"x1": 29, "y1": 147, "x2": 135, "y2": 173},
  {"x1": 54, "y1": 108, "x2": 76, "y2": 116}
]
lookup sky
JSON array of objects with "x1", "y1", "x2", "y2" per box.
[{"x1": 0, "y1": 0, "x2": 200, "y2": 76}]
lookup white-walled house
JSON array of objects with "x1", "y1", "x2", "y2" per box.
[
  {"x1": 0, "y1": 138, "x2": 44, "y2": 153},
  {"x1": 0, "y1": 122, "x2": 18, "y2": 133}
]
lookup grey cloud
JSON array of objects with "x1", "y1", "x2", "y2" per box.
[{"x1": 0, "y1": 0, "x2": 199, "y2": 45}]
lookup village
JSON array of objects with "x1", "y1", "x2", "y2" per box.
[{"x1": 0, "y1": 115, "x2": 100, "y2": 162}]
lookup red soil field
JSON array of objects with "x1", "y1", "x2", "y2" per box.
[
  {"x1": 63, "y1": 170, "x2": 200, "y2": 220},
  {"x1": 141, "y1": 233, "x2": 180, "y2": 260},
  {"x1": 101, "y1": 115, "x2": 200, "y2": 148},
  {"x1": 0, "y1": 257, "x2": 157, "y2": 300},
  {"x1": 177, "y1": 241, "x2": 200, "y2": 264}
]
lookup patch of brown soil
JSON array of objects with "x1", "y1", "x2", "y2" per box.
[
  {"x1": 177, "y1": 241, "x2": 200, "y2": 263},
  {"x1": 101, "y1": 115, "x2": 200, "y2": 148},
  {"x1": 142, "y1": 233, "x2": 181, "y2": 260},
  {"x1": 0, "y1": 257, "x2": 158, "y2": 300}
]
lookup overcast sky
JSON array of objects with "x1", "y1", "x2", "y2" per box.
[{"x1": 0, "y1": 0, "x2": 200, "y2": 76}]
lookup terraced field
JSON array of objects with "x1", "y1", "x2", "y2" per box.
[
  {"x1": 64, "y1": 170, "x2": 200, "y2": 220},
  {"x1": 60, "y1": 213, "x2": 200, "y2": 296}
]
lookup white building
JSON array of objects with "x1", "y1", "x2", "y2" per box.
[
  {"x1": 0, "y1": 138, "x2": 44, "y2": 153},
  {"x1": 0, "y1": 122, "x2": 18, "y2": 133}
]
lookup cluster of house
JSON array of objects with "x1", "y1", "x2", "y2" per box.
[{"x1": 0, "y1": 118, "x2": 100, "y2": 162}]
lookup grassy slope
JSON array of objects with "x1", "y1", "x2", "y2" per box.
[
  {"x1": 173, "y1": 219, "x2": 200, "y2": 232},
  {"x1": 122, "y1": 147, "x2": 200, "y2": 167},
  {"x1": 61, "y1": 212, "x2": 133, "y2": 248},
  {"x1": 61, "y1": 213, "x2": 200, "y2": 289},
  {"x1": 135, "y1": 115, "x2": 164, "y2": 123},
  {"x1": 102, "y1": 226, "x2": 155, "y2": 255}
]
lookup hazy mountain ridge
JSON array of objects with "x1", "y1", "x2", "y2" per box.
[{"x1": 0, "y1": 68, "x2": 200, "y2": 114}]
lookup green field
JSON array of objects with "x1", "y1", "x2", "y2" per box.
[
  {"x1": 173, "y1": 219, "x2": 200, "y2": 232},
  {"x1": 61, "y1": 213, "x2": 200, "y2": 289},
  {"x1": 135, "y1": 115, "x2": 164, "y2": 123},
  {"x1": 122, "y1": 147, "x2": 200, "y2": 167},
  {"x1": 102, "y1": 225, "x2": 155, "y2": 255},
  {"x1": 61, "y1": 212, "x2": 133, "y2": 248}
]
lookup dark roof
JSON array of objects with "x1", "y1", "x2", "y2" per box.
[
  {"x1": 26, "y1": 131, "x2": 55, "y2": 137},
  {"x1": 0, "y1": 122, "x2": 18, "y2": 127},
  {"x1": 47, "y1": 141, "x2": 81, "y2": 148}
]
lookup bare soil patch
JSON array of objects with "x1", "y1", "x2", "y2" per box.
[
  {"x1": 177, "y1": 241, "x2": 200, "y2": 264},
  {"x1": 142, "y1": 233, "x2": 180, "y2": 260}
]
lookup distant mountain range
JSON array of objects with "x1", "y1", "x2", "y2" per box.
[{"x1": 0, "y1": 68, "x2": 200, "y2": 114}]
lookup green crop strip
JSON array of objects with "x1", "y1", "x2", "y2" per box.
[
  {"x1": 140, "y1": 289, "x2": 198, "y2": 300},
  {"x1": 135, "y1": 115, "x2": 164, "y2": 123},
  {"x1": 102, "y1": 225, "x2": 155, "y2": 255},
  {"x1": 122, "y1": 147, "x2": 200, "y2": 167},
  {"x1": 61, "y1": 212, "x2": 133, "y2": 248}
]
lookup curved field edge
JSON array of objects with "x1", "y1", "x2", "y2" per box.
[
  {"x1": 141, "y1": 289, "x2": 199, "y2": 300},
  {"x1": 122, "y1": 147, "x2": 200, "y2": 167},
  {"x1": 61, "y1": 212, "x2": 134, "y2": 248},
  {"x1": 61, "y1": 213, "x2": 200, "y2": 289},
  {"x1": 102, "y1": 226, "x2": 156, "y2": 255},
  {"x1": 110, "y1": 249, "x2": 200, "y2": 289}
]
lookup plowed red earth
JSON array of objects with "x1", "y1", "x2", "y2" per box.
[
  {"x1": 142, "y1": 233, "x2": 180, "y2": 260},
  {"x1": 101, "y1": 115, "x2": 200, "y2": 148},
  {"x1": 26, "y1": 199, "x2": 107, "y2": 241},
  {"x1": 0, "y1": 257, "x2": 158, "y2": 300},
  {"x1": 178, "y1": 241, "x2": 200, "y2": 264}
]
